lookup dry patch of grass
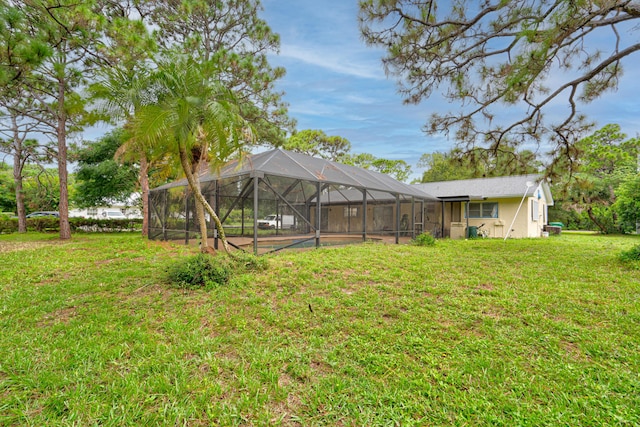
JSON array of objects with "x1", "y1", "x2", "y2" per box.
[{"x1": 0, "y1": 240, "x2": 60, "y2": 253}]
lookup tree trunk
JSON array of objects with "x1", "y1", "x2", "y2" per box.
[
  {"x1": 194, "y1": 188, "x2": 209, "y2": 253},
  {"x1": 139, "y1": 153, "x2": 149, "y2": 237},
  {"x1": 206, "y1": 204, "x2": 231, "y2": 253},
  {"x1": 11, "y1": 117, "x2": 27, "y2": 233},
  {"x1": 13, "y1": 151, "x2": 26, "y2": 233},
  {"x1": 178, "y1": 142, "x2": 210, "y2": 253},
  {"x1": 192, "y1": 159, "x2": 210, "y2": 254},
  {"x1": 586, "y1": 206, "x2": 607, "y2": 233},
  {"x1": 57, "y1": 78, "x2": 71, "y2": 240},
  {"x1": 178, "y1": 142, "x2": 231, "y2": 253}
]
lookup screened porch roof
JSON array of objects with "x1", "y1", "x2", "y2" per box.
[{"x1": 152, "y1": 148, "x2": 436, "y2": 201}]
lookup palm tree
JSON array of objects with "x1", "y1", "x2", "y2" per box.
[
  {"x1": 90, "y1": 66, "x2": 156, "y2": 237},
  {"x1": 133, "y1": 58, "x2": 253, "y2": 253},
  {"x1": 90, "y1": 13, "x2": 158, "y2": 237}
]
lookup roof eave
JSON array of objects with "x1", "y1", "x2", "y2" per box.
[{"x1": 438, "y1": 195, "x2": 486, "y2": 202}]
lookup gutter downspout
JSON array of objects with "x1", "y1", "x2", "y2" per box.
[
  {"x1": 465, "y1": 201, "x2": 469, "y2": 238},
  {"x1": 441, "y1": 200, "x2": 445, "y2": 238}
]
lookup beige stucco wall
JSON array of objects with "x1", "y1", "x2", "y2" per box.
[
  {"x1": 447, "y1": 186, "x2": 550, "y2": 239},
  {"x1": 527, "y1": 183, "x2": 550, "y2": 238},
  {"x1": 497, "y1": 197, "x2": 528, "y2": 238}
]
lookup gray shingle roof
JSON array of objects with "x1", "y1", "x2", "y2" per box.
[{"x1": 414, "y1": 174, "x2": 544, "y2": 199}]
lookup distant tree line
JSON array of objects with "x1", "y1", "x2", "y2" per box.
[
  {"x1": 414, "y1": 124, "x2": 640, "y2": 234},
  {"x1": 3, "y1": 122, "x2": 638, "y2": 235},
  {"x1": 3, "y1": 0, "x2": 640, "y2": 246},
  {"x1": 0, "y1": 0, "x2": 293, "y2": 252}
]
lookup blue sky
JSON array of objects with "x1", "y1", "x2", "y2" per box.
[
  {"x1": 260, "y1": 0, "x2": 445, "y2": 180},
  {"x1": 260, "y1": 0, "x2": 640, "y2": 180}
]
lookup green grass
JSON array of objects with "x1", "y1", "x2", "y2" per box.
[{"x1": 1, "y1": 232, "x2": 639, "y2": 426}]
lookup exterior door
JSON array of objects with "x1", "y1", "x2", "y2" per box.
[{"x1": 373, "y1": 205, "x2": 394, "y2": 232}]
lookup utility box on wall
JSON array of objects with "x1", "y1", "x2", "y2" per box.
[{"x1": 450, "y1": 222, "x2": 465, "y2": 239}]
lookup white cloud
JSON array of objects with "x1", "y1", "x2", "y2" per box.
[
  {"x1": 342, "y1": 94, "x2": 380, "y2": 104},
  {"x1": 287, "y1": 99, "x2": 341, "y2": 118},
  {"x1": 279, "y1": 44, "x2": 386, "y2": 80}
]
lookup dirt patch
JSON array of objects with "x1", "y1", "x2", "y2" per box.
[
  {"x1": 0, "y1": 241, "x2": 61, "y2": 254},
  {"x1": 37, "y1": 305, "x2": 79, "y2": 327},
  {"x1": 310, "y1": 359, "x2": 333, "y2": 376},
  {"x1": 560, "y1": 340, "x2": 589, "y2": 361},
  {"x1": 278, "y1": 372, "x2": 294, "y2": 388},
  {"x1": 482, "y1": 308, "x2": 503, "y2": 320}
]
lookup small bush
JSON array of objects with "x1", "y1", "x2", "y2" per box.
[
  {"x1": 167, "y1": 253, "x2": 229, "y2": 289},
  {"x1": 0, "y1": 217, "x2": 143, "y2": 234},
  {"x1": 166, "y1": 251, "x2": 268, "y2": 289},
  {"x1": 0, "y1": 218, "x2": 18, "y2": 234},
  {"x1": 28, "y1": 217, "x2": 60, "y2": 232},
  {"x1": 70, "y1": 217, "x2": 142, "y2": 232},
  {"x1": 412, "y1": 232, "x2": 436, "y2": 247},
  {"x1": 0, "y1": 217, "x2": 59, "y2": 233},
  {"x1": 619, "y1": 244, "x2": 640, "y2": 266}
]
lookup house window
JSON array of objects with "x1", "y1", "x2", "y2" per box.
[
  {"x1": 344, "y1": 207, "x2": 358, "y2": 218},
  {"x1": 467, "y1": 202, "x2": 498, "y2": 218},
  {"x1": 531, "y1": 200, "x2": 539, "y2": 221}
]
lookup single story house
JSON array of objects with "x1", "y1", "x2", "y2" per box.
[
  {"x1": 414, "y1": 174, "x2": 554, "y2": 239},
  {"x1": 69, "y1": 195, "x2": 143, "y2": 219},
  {"x1": 148, "y1": 148, "x2": 554, "y2": 254},
  {"x1": 148, "y1": 149, "x2": 437, "y2": 254}
]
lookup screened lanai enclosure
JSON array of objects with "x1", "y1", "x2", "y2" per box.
[{"x1": 149, "y1": 149, "x2": 438, "y2": 254}]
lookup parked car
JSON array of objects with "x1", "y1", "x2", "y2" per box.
[
  {"x1": 258, "y1": 214, "x2": 295, "y2": 230},
  {"x1": 101, "y1": 210, "x2": 127, "y2": 219},
  {"x1": 26, "y1": 211, "x2": 59, "y2": 218}
]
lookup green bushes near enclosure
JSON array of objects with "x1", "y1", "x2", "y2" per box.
[
  {"x1": 412, "y1": 231, "x2": 436, "y2": 246},
  {"x1": 0, "y1": 217, "x2": 142, "y2": 234}
]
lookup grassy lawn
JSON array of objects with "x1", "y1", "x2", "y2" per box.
[{"x1": 1, "y1": 232, "x2": 639, "y2": 426}]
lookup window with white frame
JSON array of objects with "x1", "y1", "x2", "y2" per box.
[
  {"x1": 343, "y1": 206, "x2": 358, "y2": 218},
  {"x1": 531, "y1": 200, "x2": 539, "y2": 221},
  {"x1": 466, "y1": 202, "x2": 498, "y2": 218}
]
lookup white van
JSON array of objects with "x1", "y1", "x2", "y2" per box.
[
  {"x1": 258, "y1": 214, "x2": 295, "y2": 230},
  {"x1": 102, "y1": 210, "x2": 127, "y2": 219}
]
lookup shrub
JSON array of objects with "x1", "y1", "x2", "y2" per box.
[
  {"x1": 167, "y1": 253, "x2": 230, "y2": 289},
  {"x1": 412, "y1": 232, "x2": 436, "y2": 247},
  {"x1": 166, "y1": 251, "x2": 268, "y2": 289},
  {"x1": 70, "y1": 217, "x2": 142, "y2": 232},
  {"x1": 28, "y1": 217, "x2": 60, "y2": 232},
  {"x1": 0, "y1": 217, "x2": 143, "y2": 234},
  {"x1": 619, "y1": 244, "x2": 640, "y2": 266},
  {"x1": 0, "y1": 218, "x2": 18, "y2": 234}
]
